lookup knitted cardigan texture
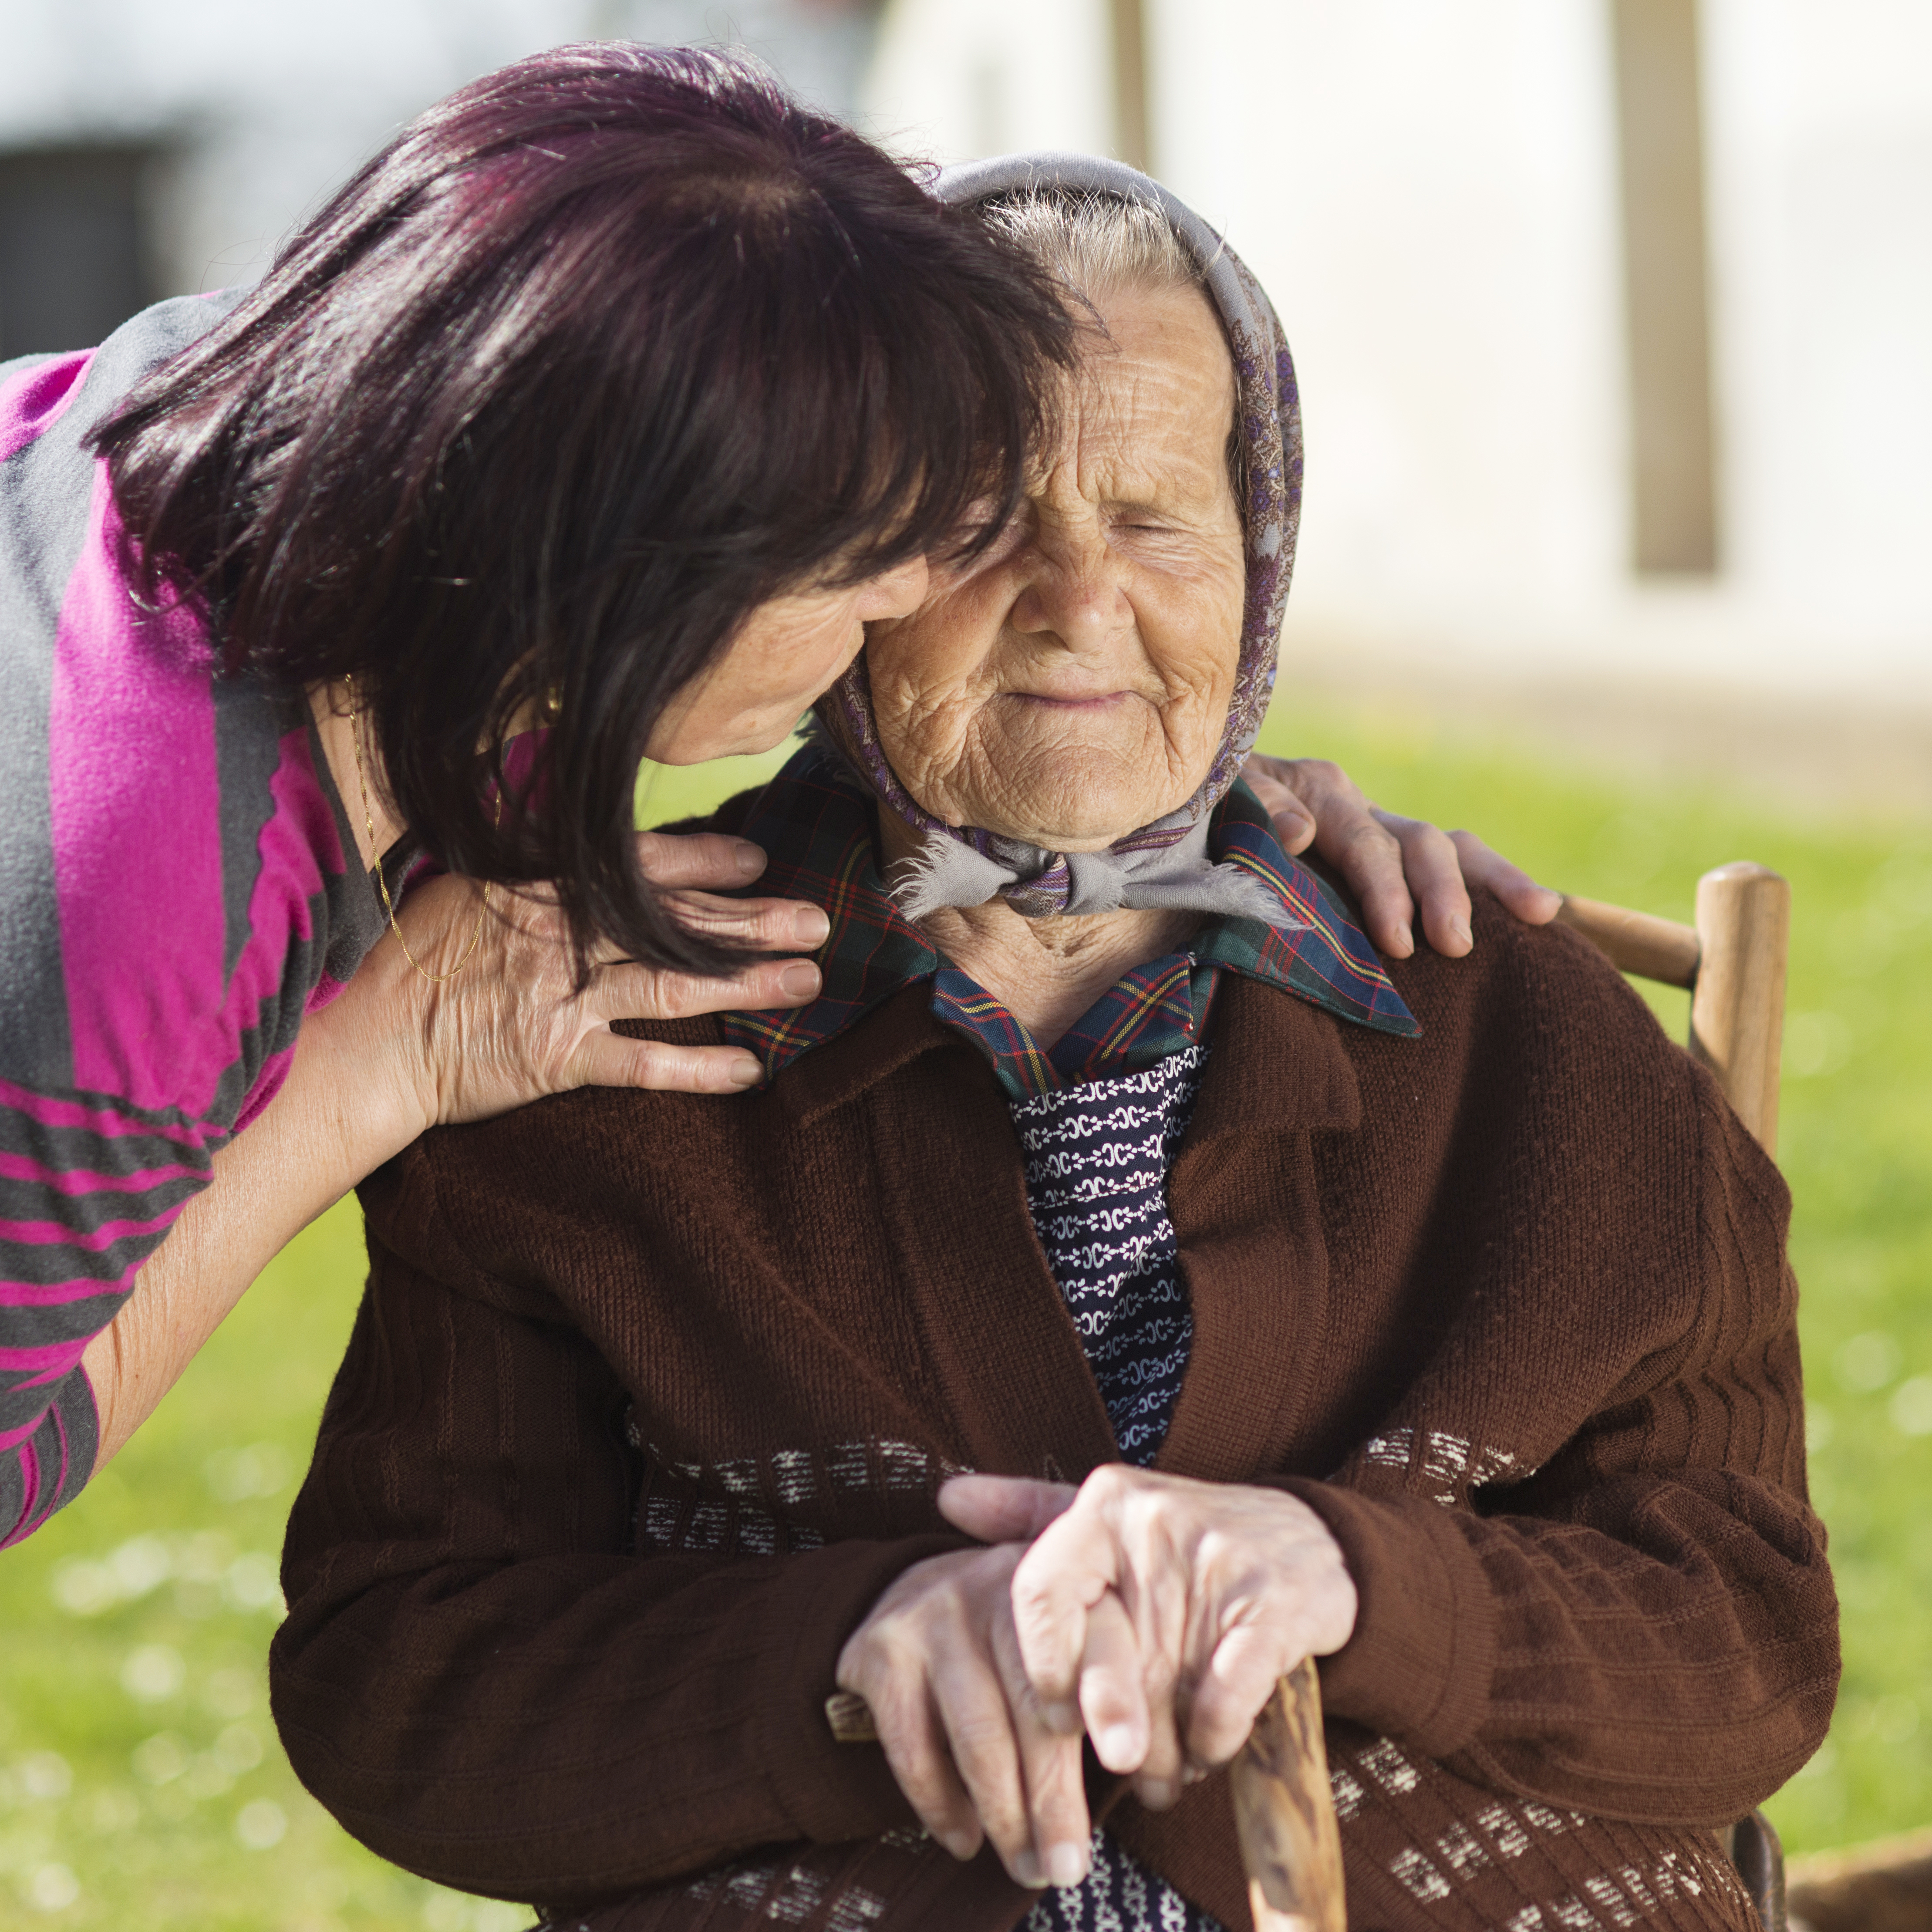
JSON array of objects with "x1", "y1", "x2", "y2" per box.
[{"x1": 270, "y1": 840, "x2": 1837, "y2": 1932}]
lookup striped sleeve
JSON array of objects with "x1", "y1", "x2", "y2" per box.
[
  {"x1": 0, "y1": 1085, "x2": 223, "y2": 1541},
  {"x1": 0, "y1": 295, "x2": 373, "y2": 1543}
]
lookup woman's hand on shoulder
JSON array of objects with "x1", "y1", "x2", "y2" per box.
[
  {"x1": 1241, "y1": 754, "x2": 1561, "y2": 960},
  {"x1": 939, "y1": 1467, "x2": 1356, "y2": 1805},
  {"x1": 325, "y1": 830, "x2": 828, "y2": 1133}
]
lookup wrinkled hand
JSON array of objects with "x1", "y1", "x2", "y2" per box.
[
  {"x1": 835, "y1": 1542, "x2": 1097, "y2": 1890},
  {"x1": 337, "y1": 829, "x2": 827, "y2": 1133},
  {"x1": 1241, "y1": 754, "x2": 1561, "y2": 959},
  {"x1": 940, "y1": 1467, "x2": 1356, "y2": 1809}
]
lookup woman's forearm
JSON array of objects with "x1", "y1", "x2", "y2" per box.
[{"x1": 80, "y1": 984, "x2": 431, "y2": 1467}]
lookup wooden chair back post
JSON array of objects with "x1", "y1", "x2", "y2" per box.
[{"x1": 1688, "y1": 863, "x2": 1790, "y2": 1156}]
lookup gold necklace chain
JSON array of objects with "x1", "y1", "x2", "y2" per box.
[{"x1": 344, "y1": 674, "x2": 492, "y2": 985}]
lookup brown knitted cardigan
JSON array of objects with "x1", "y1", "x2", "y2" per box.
[{"x1": 270, "y1": 823, "x2": 1838, "y2": 1932}]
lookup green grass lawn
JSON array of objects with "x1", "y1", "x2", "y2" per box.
[{"x1": 1, "y1": 697, "x2": 1926, "y2": 1928}]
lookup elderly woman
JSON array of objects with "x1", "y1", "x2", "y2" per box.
[{"x1": 270, "y1": 159, "x2": 1836, "y2": 1932}]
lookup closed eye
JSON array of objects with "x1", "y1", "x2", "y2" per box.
[{"x1": 1108, "y1": 510, "x2": 1185, "y2": 540}]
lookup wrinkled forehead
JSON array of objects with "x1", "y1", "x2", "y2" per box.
[{"x1": 1042, "y1": 280, "x2": 1241, "y2": 502}]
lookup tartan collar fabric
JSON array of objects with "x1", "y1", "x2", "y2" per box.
[{"x1": 718, "y1": 746, "x2": 1418, "y2": 1101}]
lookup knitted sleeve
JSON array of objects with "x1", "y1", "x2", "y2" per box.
[
  {"x1": 1281, "y1": 1070, "x2": 1838, "y2": 1827},
  {"x1": 269, "y1": 1160, "x2": 953, "y2": 1908}
]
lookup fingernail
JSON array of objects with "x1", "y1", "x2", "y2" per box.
[
  {"x1": 779, "y1": 963, "x2": 821, "y2": 1000},
  {"x1": 727, "y1": 1056, "x2": 763, "y2": 1089},
  {"x1": 1452, "y1": 914, "x2": 1472, "y2": 945},
  {"x1": 1096, "y1": 1723, "x2": 1139, "y2": 1768},
  {"x1": 792, "y1": 906, "x2": 830, "y2": 945},
  {"x1": 1396, "y1": 921, "x2": 1413, "y2": 954},
  {"x1": 942, "y1": 1830, "x2": 976, "y2": 1862},
  {"x1": 733, "y1": 840, "x2": 765, "y2": 879},
  {"x1": 1181, "y1": 1763, "x2": 1207, "y2": 1785},
  {"x1": 1138, "y1": 1777, "x2": 1176, "y2": 1811},
  {"x1": 1046, "y1": 1842, "x2": 1090, "y2": 1889},
  {"x1": 1010, "y1": 1850, "x2": 1046, "y2": 1889}
]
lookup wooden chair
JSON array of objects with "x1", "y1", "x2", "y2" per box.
[{"x1": 834, "y1": 861, "x2": 1796, "y2": 1932}]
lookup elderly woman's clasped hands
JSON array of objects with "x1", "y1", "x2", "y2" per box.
[{"x1": 836, "y1": 1468, "x2": 1356, "y2": 1890}]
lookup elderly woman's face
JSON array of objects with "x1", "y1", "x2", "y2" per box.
[{"x1": 864, "y1": 283, "x2": 1244, "y2": 850}]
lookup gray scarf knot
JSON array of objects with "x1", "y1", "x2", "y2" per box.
[{"x1": 892, "y1": 812, "x2": 1287, "y2": 928}]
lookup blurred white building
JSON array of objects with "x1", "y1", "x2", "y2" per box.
[
  {"x1": 867, "y1": 0, "x2": 1932, "y2": 707},
  {"x1": 2, "y1": 0, "x2": 1926, "y2": 707}
]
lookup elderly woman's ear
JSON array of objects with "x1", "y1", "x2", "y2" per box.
[{"x1": 1242, "y1": 754, "x2": 1563, "y2": 959}]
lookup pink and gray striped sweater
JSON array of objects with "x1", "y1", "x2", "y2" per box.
[{"x1": 0, "y1": 297, "x2": 385, "y2": 1544}]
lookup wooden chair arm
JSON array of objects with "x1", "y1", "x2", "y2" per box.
[{"x1": 1556, "y1": 894, "x2": 1700, "y2": 988}]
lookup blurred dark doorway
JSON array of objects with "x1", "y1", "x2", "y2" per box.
[{"x1": 0, "y1": 145, "x2": 162, "y2": 359}]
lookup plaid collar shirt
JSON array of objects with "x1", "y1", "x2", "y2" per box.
[{"x1": 719, "y1": 746, "x2": 1418, "y2": 1101}]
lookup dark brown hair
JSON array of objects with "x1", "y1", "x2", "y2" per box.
[{"x1": 94, "y1": 43, "x2": 1073, "y2": 977}]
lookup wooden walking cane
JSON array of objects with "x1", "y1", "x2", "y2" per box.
[
  {"x1": 826, "y1": 1654, "x2": 1346, "y2": 1931},
  {"x1": 1229, "y1": 1659, "x2": 1347, "y2": 1932}
]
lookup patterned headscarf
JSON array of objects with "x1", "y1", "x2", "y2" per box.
[{"x1": 815, "y1": 152, "x2": 1303, "y2": 924}]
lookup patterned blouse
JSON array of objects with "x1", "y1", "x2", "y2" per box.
[{"x1": 1012, "y1": 1049, "x2": 1212, "y2": 1932}]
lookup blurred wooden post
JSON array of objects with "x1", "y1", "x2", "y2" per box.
[
  {"x1": 1110, "y1": 0, "x2": 1151, "y2": 174},
  {"x1": 1611, "y1": 0, "x2": 1720, "y2": 573},
  {"x1": 1231, "y1": 1659, "x2": 1347, "y2": 1932},
  {"x1": 1689, "y1": 862, "x2": 1789, "y2": 1156}
]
